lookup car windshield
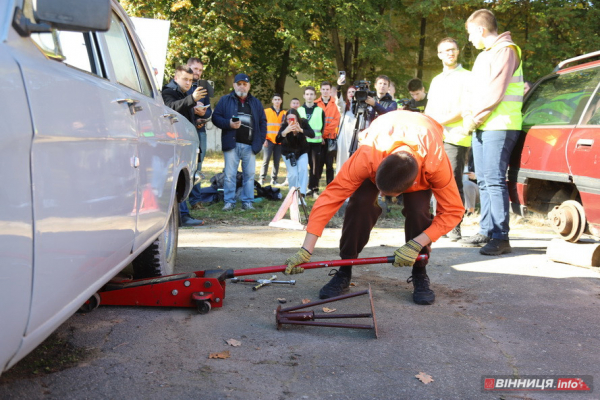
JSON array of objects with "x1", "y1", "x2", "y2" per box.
[{"x1": 522, "y1": 66, "x2": 600, "y2": 127}]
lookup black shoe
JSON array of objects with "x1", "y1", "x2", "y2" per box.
[
  {"x1": 447, "y1": 226, "x2": 462, "y2": 242},
  {"x1": 458, "y1": 233, "x2": 490, "y2": 247},
  {"x1": 479, "y1": 238, "x2": 512, "y2": 256},
  {"x1": 180, "y1": 216, "x2": 204, "y2": 227},
  {"x1": 319, "y1": 270, "x2": 351, "y2": 299},
  {"x1": 407, "y1": 274, "x2": 435, "y2": 305}
]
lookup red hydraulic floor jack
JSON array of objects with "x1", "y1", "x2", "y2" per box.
[{"x1": 82, "y1": 255, "x2": 427, "y2": 314}]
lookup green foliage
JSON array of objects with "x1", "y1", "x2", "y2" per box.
[{"x1": 121, "y1": 0, "x2": 600, "y2": 101}]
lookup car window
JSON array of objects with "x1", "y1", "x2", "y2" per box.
[
  {"x1": 522, "y1": 67, "x2": 600, "y2": 126},
  {"x1": 104, "y1": 12, "x2": 153, "y2": 97},
  {"x1": 582, "y1": 89, "x2": 600, "y2": 125},
  {"x1": 31, "y1": 31, "x2": 102, "y2": 76}
]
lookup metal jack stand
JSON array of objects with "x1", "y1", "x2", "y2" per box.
[{"x1": 276, "y1": 285, "x2": 379, "y2": 338}]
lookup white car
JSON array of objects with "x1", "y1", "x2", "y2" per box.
[{"x1": 0, "y1": 0, "x2": 199, "y2": 374}]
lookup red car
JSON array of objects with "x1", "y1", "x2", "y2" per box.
[{"x1": 509, "y1": 51, "x2": 600, "y2": 242}]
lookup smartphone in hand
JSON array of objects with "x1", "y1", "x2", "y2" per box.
[{"x1": 231, "y1": 116, "x2": 240, "y2": 122}]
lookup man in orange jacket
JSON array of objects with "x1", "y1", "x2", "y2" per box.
[
  {"x1": 314, "y1": 81, "x2": 341, "y2": 188},
  {"x1": 282, "y1": 110, "x2": 464, "y2": 305}
]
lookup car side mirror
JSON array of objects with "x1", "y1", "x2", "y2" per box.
[{"x1": 13, "y1": 0, "x2": 111, "y2": 37}]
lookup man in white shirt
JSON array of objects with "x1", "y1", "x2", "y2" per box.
[{"x1": 425, "y1": 37, "x2": 472, "y2": 241}]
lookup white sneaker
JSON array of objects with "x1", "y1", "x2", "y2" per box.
[
  {"x1": 241, "y1": 202, "x2": 255, "y2": 211},
  {"x1": 222, "y1": 203, "x2": 235, "y2": 211}
]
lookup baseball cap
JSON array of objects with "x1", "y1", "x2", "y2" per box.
[{"x1": 234, "y1": 73, "x2": 250, "y2": 83}]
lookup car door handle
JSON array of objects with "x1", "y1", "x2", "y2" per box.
[
  {"x1": 576, "y1": 138, "x2": 594, "y2": 148},
  {"x1": 162, "y1": 113, "x2": 179, "y2": 123},
  {"x1": 116, "y1": 98, "x2": 143, "y2": 115}
]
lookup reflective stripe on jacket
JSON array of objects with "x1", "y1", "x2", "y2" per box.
[
  {"x1": 298, "y1": 106, "x2": 324, "y2": 143},
  {"x1": 480, "y1": 42, "x2": 524, "y2": 131},
  {"x1": 265, "y1": 108, "x2": 285, "y2": 143},
  {"x1": 315, "y1": 97, "x2": 341, "y2": 139}
]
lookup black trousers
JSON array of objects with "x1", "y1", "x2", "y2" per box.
[
  {"x1": 443, "y1": 142, "x2": 468, "y2": 204},
  {"x1": 339, "y1": 179, "x2": 432, "y2": 272},
  {"x1": 308, "y1": 142, "x2": 323, "y2": 191}
]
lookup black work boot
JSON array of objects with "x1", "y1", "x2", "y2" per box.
[
  {"x1": 407, "y1": 274, "x2": 435, "y2": 305},
  {"x1": 319, "y1": 268, "x2": 351, "y2": 299},
  {"x1": 479, "y1": 238, "x2": 512, "y2": 255}
]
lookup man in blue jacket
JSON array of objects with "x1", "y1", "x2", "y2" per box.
[{"x1": 212, "y1": 73, "x2": 267, "y2": 211}]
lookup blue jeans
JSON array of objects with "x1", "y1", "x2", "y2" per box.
[
  {"x1": 283, "y1": 153, "x2": 309, "y2": 195},
  {"x1": 472, "y1": 130, "x2": 520, "y2": 240},
  {"x1": 223, "y1": 142, "x2": 256, "y2": 204}
]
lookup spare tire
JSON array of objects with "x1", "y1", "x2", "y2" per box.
[{"x1": 132, "y1": 201, "x2": 179, "y2": 279}]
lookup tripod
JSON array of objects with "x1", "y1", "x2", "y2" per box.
[{"x1": 348, "y1": 102, "x2": 369, "y2": 156}]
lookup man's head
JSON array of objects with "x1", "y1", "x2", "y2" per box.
[
  {"x1": 437, "y1": 38, "x2": 459, "y2": 68},
  {"x1": 174, "y1": 66, "x2": 194, "y2": 92},
  {"x1": 304, "y1": 86, "x2": 316, "y2": 104},
  {"x1": 187, "y1": 57, "x2": 204, "y2": 80},
  {"x1": 290, "y1": 98, "x2": 301, "y2": 109},
  {"x1": 272, "y1": 93, "x2": 282, "y2": 109},
  {"x1": 388, "y1": 81, "x2": 396, "y2": 98},
  {"x1": 466, "y1": 9, "x2": 497, "y2": 50},
  {"x1": 407, "y1": 78, "x2": 426, "y2": 102},
  {"x1": 233, "y1": 73, "x2": 251, "y2": 98},
  {"x1": 320, "y1": 81, "x2": 332, "y2": 99},
  {"x1": 376, "y1": 152, "x2": 418, "y2": 196},
  {"x1": 375, "y1": 75, "x2": 390, "y2": 98}
]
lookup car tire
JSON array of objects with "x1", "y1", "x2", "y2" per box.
[{"x1": 132, "y1": 200, "x2": 179, "y2": 279}]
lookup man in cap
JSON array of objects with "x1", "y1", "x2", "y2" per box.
[{"x1": 213, "y1": 73, "x2": 267, "y2": 211}]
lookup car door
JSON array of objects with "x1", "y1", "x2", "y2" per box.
[
  {"x1": 18, "y1": 28, "x2": 139, "y2": 336},
  {"x1": 566, "y1": 73, "x2": 600, "y2": 229},
  {"x1": 100, "y1": 11, "x2": 178, "y2": 250},
  {"x1": 0, "y1": 32, "x2": 34, "y2": 370}
]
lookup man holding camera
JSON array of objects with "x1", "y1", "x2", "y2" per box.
[
  {"x1": 186, "y1": 58, "x2": 212, "y2": 211},
  {"x1": 281, "y1": 110, "x2": 464, "y2": 305},
  {"x1": 162, "y1": 66, "x2": 208, "y2": 227},
  {"x1": 365, "y1": 75, "x2": 398, "y2": 123},
  {"x1": 212, "y1": 73, "x2": 267, "y2": 211}
]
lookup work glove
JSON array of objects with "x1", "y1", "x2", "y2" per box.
[
  {"x1": 393, "y1": 240, "x2": 423, "y2": 267},
  {"x1": 284, "y1": 247, "x2": 312, "y2": 275}
]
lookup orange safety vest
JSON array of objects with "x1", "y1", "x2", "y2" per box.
[
  {"x1": 315, "y1": 97, "x2": 341, "y2": 139},
  {"x1": 264, "y1": 107, "x2": 285, "y2": 144}
]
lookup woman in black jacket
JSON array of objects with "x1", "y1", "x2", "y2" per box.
[{"x1": 275, "y1": 108, "x2": 315, "y2": 203}]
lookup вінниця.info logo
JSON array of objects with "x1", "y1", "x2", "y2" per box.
[{"x1": 482, "y1": 375, "x2": 593, "y2": 392}]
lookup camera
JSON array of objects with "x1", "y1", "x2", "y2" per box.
[
  {"x1": 288, "y1": 153, "x2": 297, "y2": 167},
  {"x1": 398, "y1": 98, "x2": 421, "y2": 112},
  {"x1": 353, "y1": 80, "x2": 376, "y2": 103}
]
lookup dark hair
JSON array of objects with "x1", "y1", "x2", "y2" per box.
[
  {"x1": 285, "y1": 108, "x2": 301, "y2": 121},
  {"x1": 320, "y1": 81, "x2": 331, "y2": 89},
  {"x1": 291, "y1": 97, "x2": 300, "y2": 102},
  {"x1": 375, "y1": 75, "x2": 390, "y2": 85},
  {"x1": 407, "y1": 78, "x2": 424, "y2": 92},
  {"x1": 345, "y1": 86, "x2": 356, "y2": 112},
  {"x1": 466, "y1": 9, "x2": 497, "y2": 33},
  {"x1": 186, "y1": 57, "x2": 203, "y2": 66},
  {"x1": 272, "y1": 93, "x2": 282, "y2": 99},
  {"x1": 304, "y1": 86, "x2": 316, "y2": 94},
  {"x1": 175, "y1": 65, "x2": 193, "y2": 75},
  {"x1": 375, "y1": 152, "x2": 418, "y2": 194},
  {"x1": 438, "y1": 37, "x2": 459, "y2": 49}
]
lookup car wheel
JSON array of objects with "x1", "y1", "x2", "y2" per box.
[{"x1": 132, "y1": 200, "x2": 179, "y2": 279}]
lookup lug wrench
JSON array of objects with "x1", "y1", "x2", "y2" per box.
[{"x1": 230, "y1": 275, "x2": 296, "y2": 290}]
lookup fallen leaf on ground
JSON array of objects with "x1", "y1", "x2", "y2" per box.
[
  {"x1": 323, "y1": 307, "x2": 336, "y2": 313},
  {"x1": 225, "y1": 339, "x2": 241, "y2": 347},
  {"x1": 209, "y1": 350, "x2": 230, "y2": 359},
  {"x1": 350, "y1": 282, "x2": 357, "y2": 287},
  {"x1": 415, "y1": 372, "x2": 434, "y2": 384},
  {"x1": 301, "y1": 298, "x2": 311, "y2": 304},
  {"x1": 277, "y1": 298, "x2": 287, "y2": 304}
]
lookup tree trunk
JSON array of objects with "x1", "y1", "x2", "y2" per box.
[
  {"x1": 417, "y1": 17, "x2": 427, "y2": 79},
  {"x1": 274, "y1": 47, "x2": 290, "y2": 101}
]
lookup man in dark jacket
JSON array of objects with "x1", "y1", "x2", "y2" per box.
[
  {"x1": 162, "y1": 66, "x2": 207, "y2": 226},
  {"x1": 366, "y1": 75, "x2": 398, "y2": 123},
  {"x1": 212, "y1": 73, "x2": 267, "y2": 211}
]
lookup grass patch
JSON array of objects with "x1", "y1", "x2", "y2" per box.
[{"x1": 188, "y1": 152, "x2": 408, "y2": 228}]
